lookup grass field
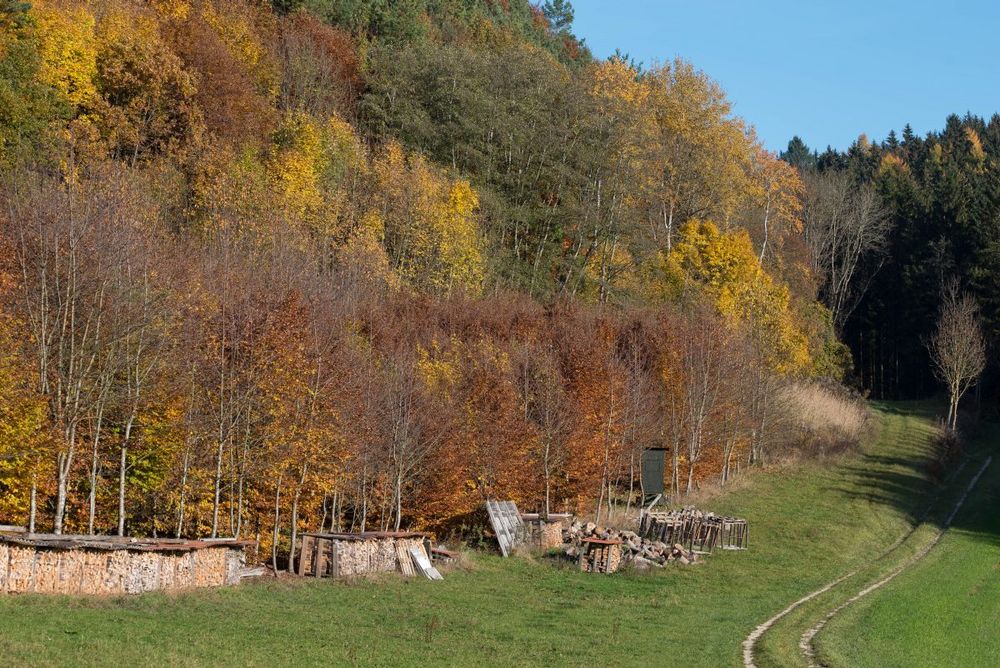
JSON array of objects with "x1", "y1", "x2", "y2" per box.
[
  {"x1": 0, "y1": 403, "x2": 985, "y2": 667},
  {"x1": 813, "y1": 422, "x2": 1000, "y2": 667}
]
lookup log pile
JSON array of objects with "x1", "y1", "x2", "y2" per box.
[
  {"x1": 539, "y1": 522, "x2": 564, "y2": 550},
  {"x1": 334, "y1": 537, "x2": 414, "y2": 577},
  {"x1": 561, "y1": 521, "x2": 701, "y2": 568},
  {"x1": 298, "y1": 532, "x2": 430, "y2": 578},
  {"x1": 0, "y1": 535, "x2": 250, "y2": 595},
  {"x1": 578, "y1": 538, "x2": 622, "y2": 573},
  {"x1": 520, "y1": 517, "x2": 567, "y2": 550}
]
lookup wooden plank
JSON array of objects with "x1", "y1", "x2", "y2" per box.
[
  {"x1": 396, "y1": 543, "x2": 415, "y2": 577},
  {"x1": 312, "y1": 538, "x2": 323, "y2": 578},
  {"x1": 298, "y1": 535, "x2": 312, "y2": 576},
  {"x1": 408, "y1": 546, "x2": 443, "y2": 581}
]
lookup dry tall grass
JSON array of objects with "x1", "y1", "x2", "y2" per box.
[{"x1": 777, "y1": 382, "x2": 872, "y2": 457}]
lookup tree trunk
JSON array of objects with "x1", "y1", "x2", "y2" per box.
[
  {"x1": 288, "y1": 496, "x2": 299, "y2": 575},
  {"x1": 288, "y1": 463, "x2": 308, "y2": 574},
  {"x1": 319, "y1": 495, "x2": 329, "y2": 534},
  {"x1": 211, "y1": 436, "x2": 224, "y2": 538},
  {"x1": 176, "y1": 450, "x2": 189, "y2": 539},
  {"x1": 117, "y1": 444, "x2": 127, "y2": 536},
  {"x1": 29, "y1": 474, "x2": 37, "y2": 534},
  {"x1": 87, "y1": 410, "x2": 104, "y2": 535},
  {"x1": 671, "y1": 446, "x2": 679, "y2": 500},
  {"x1": 330, "y1": 492, "x2": 339, "y2": 532},
  {"x1": 53, "y1": 423, "x2": 77, "y2": 535},
  {"x1": 117, "y1": 412, "x2": 137, "y2": 537},
  {"x1": 625, "y1": 455, "x2": 635, "y2": 519},
  {"x1": 594, "y1": 478, "x2": 605, "y2": 525},
  {"x1": 271, "y1": 473, "x2": 283, "y2": 572},
  {"x1": 758, "y1": 190, "x2": 772, "y2": 265},
  {"x1": 393, "y1": 469, "x2": 403, "y2": 531}
]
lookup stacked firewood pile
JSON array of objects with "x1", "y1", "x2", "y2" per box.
[
  {"x1": 561, "y1": 521, "x2": 700, "y2": 569},
  {"x1": 638, "y1": 507, "x2": 748, "y2": 553},
  {"x1": 0, "y1": 535, "x2": 250, "y2": 594}
]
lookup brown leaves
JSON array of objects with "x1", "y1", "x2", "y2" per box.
[
  {"x1": 171, "y1": 13, "x2": 275, "y2": 146},
  {"x1": 279, "y1": 13, "x2": 362, "y2": 120}
]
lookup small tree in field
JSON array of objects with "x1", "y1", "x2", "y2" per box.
[{"x1": 928, "y1": 287, "x2": 987, "y2": 431}]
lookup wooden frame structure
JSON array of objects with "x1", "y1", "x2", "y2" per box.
[
  {"x1": 579, "y1": 538, "x2": 622, "y2": 574},
  {"x1": 639, "y1": 509, "x2": 748, "y2": 553}
]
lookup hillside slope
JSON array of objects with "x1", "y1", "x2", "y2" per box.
[{"x1": 0, "y1": 405, "x2": 951, "y2": 667}]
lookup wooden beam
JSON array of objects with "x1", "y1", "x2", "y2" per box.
[{"x1": 298, "y1": 535, "x2": 312, "y2": 576}]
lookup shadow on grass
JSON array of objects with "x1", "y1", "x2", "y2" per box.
[{"x1": 831, "y1": 402, "x2": 1000, "y2": 547}]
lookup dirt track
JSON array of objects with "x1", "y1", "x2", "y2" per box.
[{"x1": 743, "y1": 456, "x2": 993, "y2": 668}]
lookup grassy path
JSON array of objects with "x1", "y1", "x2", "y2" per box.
[
  {"x1": 812, "y1": 424, "x2": 1000, "y2": 667},
  {"x1": 0, "y1": 405, "x2": 949, "y2": 666},
  {"x1": 798, "y1": 455, "x2": 992, "y2": 665}
]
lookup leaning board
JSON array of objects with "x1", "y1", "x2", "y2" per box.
[
  {"x1": 409, "y1": 547, "x2": 443, "y2": 580},
  {"x1": 486, "y1": 500, "x2": 524, "y2": 557}
]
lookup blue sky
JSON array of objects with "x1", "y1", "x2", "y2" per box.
[{"x1": 571, "y1": 1, "x2": 999, "y2": 152}]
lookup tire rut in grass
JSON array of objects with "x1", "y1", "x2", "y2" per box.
[
  {"x1": 799, "y1": 455, "x2": 993, "y2": 667},
  {"x1": 743, "y1": 441, "x2": 984, "y2": 668}
]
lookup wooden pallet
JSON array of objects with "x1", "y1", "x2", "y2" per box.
[{"x1": 485, "y1": 500, "x2": 524, "y2": 557}]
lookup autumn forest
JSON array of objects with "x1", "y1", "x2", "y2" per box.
[{"x1": 0, "y1": 0, "x2": 997, "y2": 564}]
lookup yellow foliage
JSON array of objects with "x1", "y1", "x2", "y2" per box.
[
  {"x1": 581, "y1": 241, "x2": 640, "y2": 302},
  {"x1": 320, "y1": 114, "x2": 366, "y2": 186},
  {"x1": 271, "y1": 111, "x2": 324, "y2": 219},
  {"x1": 416, "y1": 338, "x2": 462, "y2": 396},
  {"x1": 354, "y1": 210, "x2": 385, "y2": 245},
  {"x1": 431, "y1": 180, "x2": 484, "y2": 292},
  {"x1": 964, "y1": 127, "x2": 986, "y2": 166},
  {"x1": 632, "y1": 250, "x2": 683, "y2": 303},
  {"x1": 590, "y1": 57, "x2": 647, "y2": 108},
  {"x1": 268, "y1": 111, "x2": 365, "y2": 238},
  {"x1": 642, "y1": 59, "x2": 754, "y2": 228},
  {"x1": 0, "y1": 306, "x2": 46, "y2": 520},
  {"x1": 878, "y1": 153, "x2": 909, "y2": 176},
  {"x1": 669, "y1": 219, "x2": 758, "y2": 289},
  {"x1": 749, "y1": 148, "x2": 804, "y2": 236},
  {"x1": 96, "y1": 9, "x2": 159, "y2": 60},
  {"x1": 94, "y1": 6, "x2": 202, "y2": 156},
  {"x1": 33, "y1": 2, "x2": 97, "y2": 108},
  {"x1": 373, "y1": 142, "x2": 485, "y2": 294},
  {"x1": 191, "y1": 143, "x2": 278, "y2": 239},
  {"x1": 340, "y1": 211, "x2": 398, "y2": 289},
  {"x1": 201, "y1": 0, "x2": 279, "y2": 99},
  {"x1": 670, "y1": 220, "x2": 811, "y2": 374},
  {"x1": 150, "y1": 0, "x2": 190, "y2": 21}
]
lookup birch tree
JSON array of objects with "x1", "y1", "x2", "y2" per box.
[{"x1": 928, "y1": 285, "x2": 987, "y2": 431}]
